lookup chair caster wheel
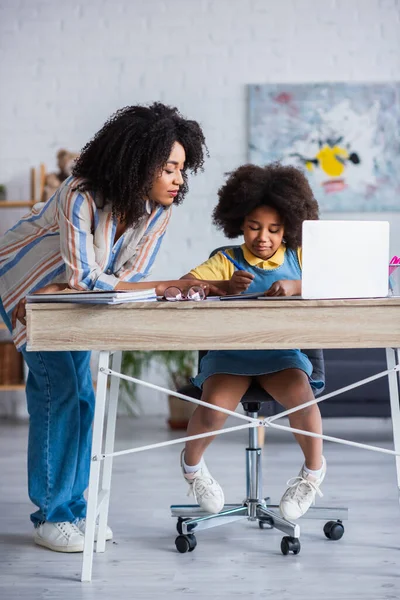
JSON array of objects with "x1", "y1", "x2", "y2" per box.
[
  {"x1": 258, "y1": 517, "x2": 273, "y2": 530},
  {"x1": 281, "y1": 536, "x2": 301, "y2": 555},
  {"x1": 324, "y1": 520, "x2": 344, "y2": 540},
  {"x1": 175, "y1": 534, "x2": 197, "y2": 553}
]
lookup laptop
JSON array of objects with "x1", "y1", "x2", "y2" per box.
[{"x1": 300, "y1": 220, "x2": 390, "y2": 299}]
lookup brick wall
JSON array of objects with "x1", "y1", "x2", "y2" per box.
[{"x1": 1, "y1": 0, "x2": 399, "y2": 415}]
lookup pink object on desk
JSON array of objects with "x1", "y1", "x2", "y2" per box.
[{"x1": 389, "y1": 256, "x2": 400, "y2": 276}]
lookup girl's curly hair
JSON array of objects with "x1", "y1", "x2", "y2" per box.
[
  {"x1": 213, "y1": 163, "x2": 319, "y2": 248},
  {"x1": 72, "y1": 102, "x2": 207, "y2": 226}
]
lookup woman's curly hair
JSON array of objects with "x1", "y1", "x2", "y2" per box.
[
  {"x1": 213, "y1": 163, "x2": 319, "y2": 248},
  {"x1": 72, "y1": 102, "x2": 207, "y2": 227}
]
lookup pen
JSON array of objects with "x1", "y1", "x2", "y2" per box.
[{"x1": 221, "y1": 250, "x2": 243, "y2": 271}]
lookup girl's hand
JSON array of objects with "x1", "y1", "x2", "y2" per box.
[
  {"x1": 11, "y1": 283, "x2": 70, "y2": 328},
  {"x1": 265, "y1": 280, "x2": 300, "y2": 297},
  {"x1": 227, "y1": 270, "x2": 254, "y2": 295}
]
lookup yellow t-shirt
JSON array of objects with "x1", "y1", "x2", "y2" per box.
[{"x1": 189, "y1": 244, "x2": 302, "y2": 280}]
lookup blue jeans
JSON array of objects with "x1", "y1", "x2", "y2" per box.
[{"x1": 0, "y1": 299, "x2": 95, "y2": 525}]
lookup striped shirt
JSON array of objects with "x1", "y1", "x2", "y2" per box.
[{"x1": 0, "y1": 176, "x2": 171, "y2": 349}]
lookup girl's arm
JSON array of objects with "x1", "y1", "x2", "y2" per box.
[
  {"x1": 180, "y1": 272, "x2": 254, "y2": 295},
  {"x1": 180, "y1": 250, "x2": 255, "y2": 295}
]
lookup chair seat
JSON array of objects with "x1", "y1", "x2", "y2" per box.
[{"x1": 177, "y1": 381, "x2": 277, "y2": 417}]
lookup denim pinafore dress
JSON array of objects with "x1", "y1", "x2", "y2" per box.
[{"x1": 192, "y1": 246, "x2": 324, "y2": 391}]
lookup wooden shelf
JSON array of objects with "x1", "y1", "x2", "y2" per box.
[
  {"x1": 0, "y1": 201, "x2": 34, "y2": 208},
  {"x1": 0, "y1": 383, "x2": 25, "y2": 391}
]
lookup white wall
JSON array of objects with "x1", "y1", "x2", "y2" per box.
[{"x1": 1, "y1": 0, "x2": 399, "y2": 415}]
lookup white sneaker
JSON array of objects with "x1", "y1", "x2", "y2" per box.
[
  {"x1": 181, "y1": 450, "x2": 225, "y2": 514},
  {"x1": 34, "y1": 521, "x2": 84, "y2": 553},
  {"x1": 76, "y1": 518, "x2": 113, "y2": 541},
  {"x1": 279, "y1": 456, "x2": 326, "y2": 521}
]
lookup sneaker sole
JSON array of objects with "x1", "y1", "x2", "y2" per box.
[{"x1": 34, "y1": 536, "x2": 84, "y2": 553}]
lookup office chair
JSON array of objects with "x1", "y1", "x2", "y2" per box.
[{"x1": 170, "y1": 246, "x2": 348, "y2": 556}]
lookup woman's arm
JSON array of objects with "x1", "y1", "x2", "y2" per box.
[
  {"x1": 115, "y1": 278, "x2": 223, "y2": 296},
  {"x1": 264, "y1": 280, "x2": 302, "y2": 296},
  {"x1": 58, "y1": 188, "x2": 121, "y2": 291}
]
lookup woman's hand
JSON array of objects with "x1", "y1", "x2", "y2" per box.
[
  {"x1": 11, "y1": 283, "x2": 70, "y2": 328},
  {"x1": 184, "y1": 281, "x2": 225, "y2": 297},
  {"x1": 157, "y1": 280, "x2": 225, "y2": 297},
  {"x1": 264, "y1": 279, "x2": 301, "y2": 297},
  {"x1": 227, "y1": 270, "x2": 254, "y2": 295}
]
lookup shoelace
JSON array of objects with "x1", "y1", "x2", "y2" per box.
[
  {"x1": 57, "y1": 521, "x2": 82, "y2": 539},
  {"x1": 285, "y1": 476, "x2": 324, "y2": 504},
  {"x1": 187, "y1": 475, "x2": 217, "y2": 500}
]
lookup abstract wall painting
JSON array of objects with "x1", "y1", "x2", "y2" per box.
[{"x1": 248, "y1": 83, "x2": 400, "y2": 212}]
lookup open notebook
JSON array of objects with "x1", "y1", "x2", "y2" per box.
[
  {"x1": 27, "y1": 289, "x2": 157, "y2": 304},
  {"x1": 220, "y1": 292, "x2": 302, "y2": 301}
]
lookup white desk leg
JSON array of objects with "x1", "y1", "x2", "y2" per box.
[
  {"x1": 96, "y1": 350, "x2": 122, "y2": 552},
  {"x1": 386, "y1": 348, "x2": 400, "y2": 502},
  {"x1": 81, "y1": 350, "x2": 110, "y2": 583}
]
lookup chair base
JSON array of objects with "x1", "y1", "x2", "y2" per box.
[
  {"x1": 172, "y1": 414, "x2": 348, "y2": 556},
  {"x1": 171, "y1": 500, "x2": 348, "y2": 555}
]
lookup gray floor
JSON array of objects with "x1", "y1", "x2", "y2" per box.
[{"x1": 1, "y1": 415, "x2": 400, "y2": 600}]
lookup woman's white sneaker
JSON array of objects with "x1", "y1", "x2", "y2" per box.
[
  {"x1": 181, "y1": 451, "x2": 225, "y2": 514},
  {"x1": 33, "y1": 521, "x2": 84, "y2": 552},
  {"x1": 279, "y1": 456, "x2": 326, "y2": 521},
  {"x1": 76, "y1": 517, "x2": 113, "y2": 541}
]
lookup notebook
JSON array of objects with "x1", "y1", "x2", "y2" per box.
[{"x1": 27, "y1": 289, "x2": 157, "y2": 304}]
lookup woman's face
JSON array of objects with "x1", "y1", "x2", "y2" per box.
[
  {"x1": 243, "y1": 205, "x2": 285, "y2": 260},
  {"x1": 148, "y1": 141, "x2": 186, "y2": 207}
]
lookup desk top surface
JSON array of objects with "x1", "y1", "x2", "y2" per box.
[
  {"x1": 26, "y1": 297, "x2": 400, "y2": 351},
  {"x1": 26, "y1": 297, "x2": 400, "y2": 311}
]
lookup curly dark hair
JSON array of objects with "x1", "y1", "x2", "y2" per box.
[
  {"x1": 72, "y1": 102, "x2": 207, "y2": 227},
  {"x1": 213, "y1": 163, "x2": 319, "y2": 248}
]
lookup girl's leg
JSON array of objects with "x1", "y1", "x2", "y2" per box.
[
  {"x1": 256, "y1": 369, "x2": 322, "y2": 469},
  {"x1": 184, "y1": 374, "x2": 252, "y2": 466},
  {"x1": 181, "y1": 374, "x2": 251, "y2": 514},
  {"x1": 256, "y1": 369, "x2": 325, "y2": 520}
]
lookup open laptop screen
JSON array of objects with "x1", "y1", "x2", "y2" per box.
[{"x1": 301, "y1": 220, "x2": 389, "y2": 299}]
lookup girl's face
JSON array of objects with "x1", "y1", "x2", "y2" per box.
[
  {"x1": 243, "y1": 205, "x2": 284, "y2": 260},
  {"x1": 148, "y1": 141, "x2": 186, "y2": 207}
]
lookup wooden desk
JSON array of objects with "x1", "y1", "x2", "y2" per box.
[
  {"x1": 25, "y1": 298, "x2": 400, "y2": 581},
  {"x1": 26, "y1": 297, "x2": 400, "y2": 351}
]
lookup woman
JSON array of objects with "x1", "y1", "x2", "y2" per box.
[{"x1": 0, "y1": 102, "x2": 210, "y2": 552}]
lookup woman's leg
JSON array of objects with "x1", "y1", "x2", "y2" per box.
[
  {"x1": 256, "y1": 369, "x2": 322, "y2": 469},
  {"x1": 68, "y1": 351, "x2": 95, "y2": 521},
  {"x1": 184, "y1": 374, "x2": 252, "y2": 466},
  {"x1": 21, "y1": 348, "x2": 91, "y2": 525}
]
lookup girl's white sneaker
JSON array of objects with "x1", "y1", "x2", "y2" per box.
[
  {"x1": 181, "y1": 450, "x2": 225, "y2": 514},
  {"x1": 279, "y1": 456, "x2": 326, "y2": 521}
]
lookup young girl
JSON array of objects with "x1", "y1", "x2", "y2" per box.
[
  {"x1": 0, "y1": 102, "x2": 211, "y2": 552},
  {"x1": 179, "y1": 163, "x2": 325, "y2": 521}
]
